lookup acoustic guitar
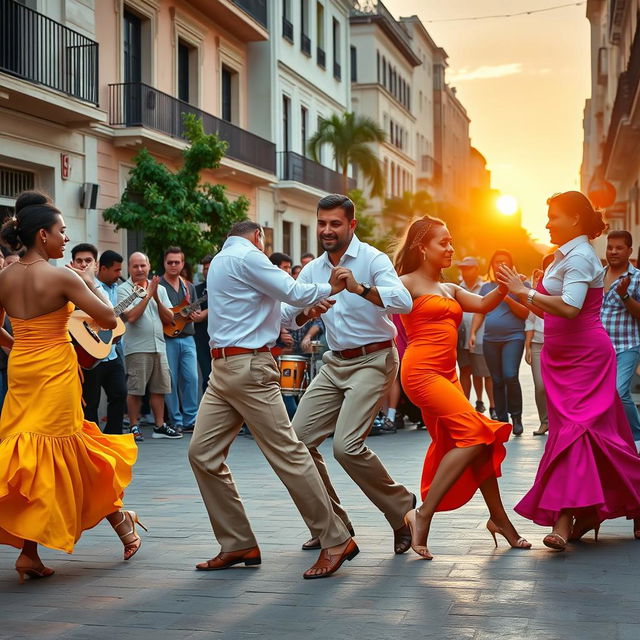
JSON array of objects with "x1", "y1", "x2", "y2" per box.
[
  {"x1": 163, "y1": 293, "x2": 208, "y2": 337},
  {"x1": 69, "y1": 285, "x2": 147, "y2": 369}
]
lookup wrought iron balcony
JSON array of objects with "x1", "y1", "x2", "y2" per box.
[
  {"x1": 603, "y1": 22, "x2": 640, "y2": 176},
  {"x1": 0, "y1": 0, "x2": 98, "y2": 104},
  {"x1": 282, "y1": 16, "x2": 293, "y2": 42},
  {"x1": 317, "y1": 47, "x2": 326, "y2": 69},
  {"x1": 109, "y1": 82, "x2": 276, "y2": 175},
  {"x1": 231, "y1": 0, "x2": 267, "y2": 28},
  {"x1": 301, "y1": 33, "x2": 311, "y2": 56},
  {"x1": 278, "y1": 151, "x2": 355, "y2": 194}
]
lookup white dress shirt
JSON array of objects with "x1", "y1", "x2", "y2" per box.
[
  {"x1": 525, "y1": 312, "x2": 545, "y2": 344},
  {"x1": 207, "y1": 236, "x2": 332, "y2": 348},
  {"x1": 281, "y1": 235, "x2": 412, "y2": 351},
  {"x1": 542, "y1": 235, "x2": 604, "y2": 309}
]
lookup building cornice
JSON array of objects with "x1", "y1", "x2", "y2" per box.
[{"x1": 277, "y1": 61, "x2": 349, "y2": 112}]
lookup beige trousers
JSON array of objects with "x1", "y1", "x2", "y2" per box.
[
  {"x1": 292, "y1": 347, "x2": 414, "y2": 531},
  {"x1": 188, "y1": 351, "x2": 350, "y2": 552}
]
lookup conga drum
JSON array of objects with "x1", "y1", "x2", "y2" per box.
[{"x1": 278, "y1": 355, "x2": 309, "y2": 396}]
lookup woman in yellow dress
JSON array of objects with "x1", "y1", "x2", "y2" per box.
[{"x1": 0, "y1": 192, "x2": 142, "y2": 583}]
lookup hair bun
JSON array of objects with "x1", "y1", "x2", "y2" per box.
[
  {"x1": 14, "y1": 191, "x2": 50, "y2": 214},
  {"x1": 0, "y1": 216, "x2": 22, "y2": 251}
]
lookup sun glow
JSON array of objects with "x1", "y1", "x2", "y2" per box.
[{"x1": 496, "y1": 195, "x2": 519, "y2": 216}]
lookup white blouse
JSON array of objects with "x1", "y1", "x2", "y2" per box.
[{"x1": 542, "y1": 235, "x2": 604, "y2": 310}]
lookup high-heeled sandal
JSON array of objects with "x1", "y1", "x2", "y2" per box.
[
  {"x1": 569, "y1": 518, "x2": 600, "y2": 542},
  {"x1": 403, "y1": 508, "x2": 433, "y2": 560},
  {"x1": 113, "y1": 510, "x2": 147, "y2": 560},
  {"x1": 543, "y1": 532, "x2": 567, "y2": 551},
  {"x1": 15, "y1": 558, "x2": 55, "y2": 584},
  {"x1": 486, "y1": 520, "x2": 532, "y2": 549}
]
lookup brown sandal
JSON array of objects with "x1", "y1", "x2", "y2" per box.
[{"x1": 303, "y1": 539, "x2": 359, "y2": 579}]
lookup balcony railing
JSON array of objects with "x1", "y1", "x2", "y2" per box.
[
  {"x1": 278, "y1": 151, "x2": 355, "y2": 193},
  {"x1": 301, "y1": 33, "x2": 311, "y2": 56},
  {"x1": 0, "y1": 0, "x2": 99, "y2": 105},
  {"x1": 333, "y1": 61, "x2": 341, "y2": 81},
  {"x1": 317, "y1": 47, "x2": 326, "y2": 68},
  {"x1": 109, "y1": 82, "x2": 276, "y2": 175},
  {"x1": 282, "y1": 16, "x2": 293, "y2": 42},
  {"x1": 231, "y1": 0, "x2": 267, "y2": 28},
  {"x1": 603, "y1": 23, "x2": 640, "y2": 171}
]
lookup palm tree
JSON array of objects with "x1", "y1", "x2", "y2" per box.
[
  {"x1": 308, "y1": 112, "x2": 386, "y2": 197},
  {"x1": 383, "y1": 190, "x2": 435, "y2": 220}
]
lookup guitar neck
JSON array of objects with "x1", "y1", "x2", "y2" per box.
[
  {"x1": 114, "y1": 289, "x2": 142, "y2": 315},
  {"x1": 178, "y1": 294, "x2": 207, "y2": 316}
]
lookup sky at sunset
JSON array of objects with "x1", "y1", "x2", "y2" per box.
[{"x1": 385, "y1": 0, "x2": 591, "y2": 242}]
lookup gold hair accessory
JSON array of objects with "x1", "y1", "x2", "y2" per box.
[{"x1": 410, "y1": 222, "x2": 432, "y2": 250}]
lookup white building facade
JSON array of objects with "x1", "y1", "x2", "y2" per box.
[{"x1": 248, "y1": 0, "x2": 353, "y2": 262}]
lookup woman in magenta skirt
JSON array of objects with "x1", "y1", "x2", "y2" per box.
[{"x1": 498, "y1": 191, "x2": 640, "y2": 550}]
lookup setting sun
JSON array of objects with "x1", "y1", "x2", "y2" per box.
[{"x1": 496, "y1": 194, "x2": 519, "y2": 216}]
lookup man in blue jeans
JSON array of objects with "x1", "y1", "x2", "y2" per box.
[
  {"x1": 159, "y1": 246, "x2": 200, "y2": 434},
  {"x1": 601, "y1": 230, "x2": 640, "y2": 442}
]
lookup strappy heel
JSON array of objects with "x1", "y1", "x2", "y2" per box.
[
  {"x1": 569, "y1": 518, "x2": 600, "y2": 542},
  {"x1": 15, "y1": 559, "x2": 55, "y2": 584},
  {"x1": 543, "y1": 532, "x2": 567, "y2": 551},
  {"x1": 486, "y1": 520, "x2": 532, "y2": 549},
  {"x1": 403, "y1": 508, "x2": 433, "y2": 560},
  {"x1": 113, "y1": 510, "x2": 147, "y2": 560}
]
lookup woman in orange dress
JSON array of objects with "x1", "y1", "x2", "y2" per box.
[
  {"x1": 0, "y1": 192, "x2": 142, "y2": 583},
  {"x1": 398, "y1": 216, "x2": 530, "y2": 559}
]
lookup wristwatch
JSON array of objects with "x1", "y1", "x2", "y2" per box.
[
  {"x1": 527, "y1": 289, "x2": 537, "y2": 304},
  {"x1": 621, "y1": 293, "x2": 630, "y2": 301},
  {"x1": 359, "y1": 282, "x2": 372, "y2": 298}
]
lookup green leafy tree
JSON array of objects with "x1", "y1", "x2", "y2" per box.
[
  {"x1": 103, "y1": 114, "x2": 249, "y2": 269},
  {"x1": 348, "y1": 188, "x2": 395, "y2": 255},
  {"x1": 308, "y1": 112, "x2": 386, "y2": 197}
]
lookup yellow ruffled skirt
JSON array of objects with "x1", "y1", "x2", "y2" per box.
[{"x1": 0, "y1": 304, "x2": 137, "y2": 553}]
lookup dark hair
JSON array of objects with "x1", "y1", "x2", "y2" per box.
[
  {"x1": 317, "y1": 194, "x2": 355, "y2": 221},
  {"x1": 547, "y1": 191, "x2": 607, "y2": 240},
  {"x1": 487, "y1": 249, "x2": 515, "y2": 281},
  {"x1": 301, "y1": 252, "x2": 315, "y2": 260},
  {"x1": 292, "y1": 265, "x2": 302, "y2": 276},
  {"x1": 164, "y1": 245, "x2": 184, "y2": 260},
  {"x1": 227, "y1": 220, "x2": 261, "y2": 237},
  {"x1": 394, "y1": 215, "x2": 446, "y2": 276},
  {"x1": 72, "y1": 242, "x2": 98, "y2": 260},
  {"x1": 607, "y1": 230, "x2": 633, "y2": 248},
  {"x1": 201, "y1": 253, "x2": 214, "y2": 265},
  {"x1": 99, "y1": 249, "x2": 124, "y2": 269},
  {"x1": 269, "y1": 252, "x2": 292, "y2": 267},
  {"x1": 0, "y1": 191, "x2": 61, "y2": 251}
]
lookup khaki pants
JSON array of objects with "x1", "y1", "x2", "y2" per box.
[
  {"x1": 293, "y1": 347, "x2": 414, "y2": 531},
  {"x1": 188, "y1": 352, "x2": 350, "y2": 552}
]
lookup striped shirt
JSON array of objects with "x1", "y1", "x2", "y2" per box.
[{"x1": 601, "y1": 263, "x2": 640, "y2": 353}]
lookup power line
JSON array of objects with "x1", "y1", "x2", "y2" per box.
[{"x1": 425, "y1": 1, "x2": 586, "y2": 23}]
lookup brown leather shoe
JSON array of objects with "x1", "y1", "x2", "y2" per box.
[
  {"x1": 303, "y1": 539, "x2": 359, "y2": 579},
  {"x1": 195, "y1": 546, "x2": 261, "y2": 571},
  {"x1": 394, "y1": 493, "x2": 417, "y2": 554},
  {"x1": 301, "y1": 525, "x2": 355, "y2": 551}
]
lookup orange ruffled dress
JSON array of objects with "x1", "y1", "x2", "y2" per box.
[
  {"x1": 401, "y1": 295, "x2": 512, "y2": 511},
  {"x1": 0, "y1": 303, "x2": 137, "y2": 553}
]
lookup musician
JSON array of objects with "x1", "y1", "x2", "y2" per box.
[
  {"x1": 81, "y1": 250, "x2": 127, "y2": 435},
  {"x1": 194, "y1": 254, "x2": 213, "y2": 394},
  {"x1": 188, "y1": 220, "x2": 359, "y2": 579},
  {"x1": 281, "y1": 194, "x2": 416, "y2": 554},
  {"x1": 118, "y1": 252, "x2": 181, "y2": 441},
  {"x1": 71, "y1": 243, "x2": 98, "y2": 273},
  {"x1": 159, "y1": 246, "x2": 200, "y2": 434}
]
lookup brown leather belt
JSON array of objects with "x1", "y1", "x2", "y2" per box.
[
  {"x1": 211, "y1": 346, "x2": 278, "y2": 360},
  {"x1": 332, "y1": 340, "x2": 394, "y2": 360}
]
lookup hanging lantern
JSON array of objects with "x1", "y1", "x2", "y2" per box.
[{"x1": 588, "y1": 174, "x2": 616, "y2": 209}]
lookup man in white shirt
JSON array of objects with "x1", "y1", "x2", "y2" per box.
[
  {"x1": 118, "y1": 252, "x2": 181, "y2": 441},
  {"x1": 281, "y1": 194, "x2": 416, "y2": 555},
  {"x1": 188, "y1": 220, "x2": 359, "y2": 580}
]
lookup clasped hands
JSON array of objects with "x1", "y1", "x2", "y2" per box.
[
  {"x1": 302, "y1": 267, "x2": 361, "y2": 320},
  {"x1": 496, "y1": 264, "x2": 528, "y2": 297}
]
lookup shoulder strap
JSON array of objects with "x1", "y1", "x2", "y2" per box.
[{"x1": 179, "y1": 276, "x2": 191, "y2": 303}]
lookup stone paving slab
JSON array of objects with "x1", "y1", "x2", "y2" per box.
[{"x1": 2, "y1": 369, "x2": 640, "y2": 639}]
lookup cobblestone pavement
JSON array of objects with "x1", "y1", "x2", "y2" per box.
[{"x1": 1, "y1": 368, "x2": 640, "y2": 640}]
